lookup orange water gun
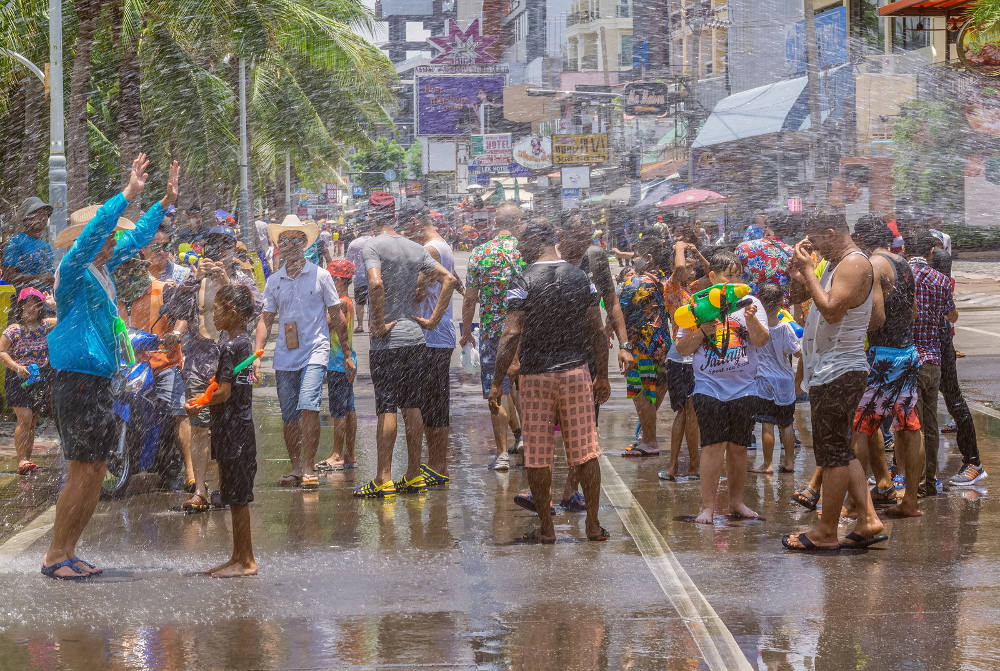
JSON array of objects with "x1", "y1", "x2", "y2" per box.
[{"x1": 188, "y1": 349, "x2": 264, "y2": 408}]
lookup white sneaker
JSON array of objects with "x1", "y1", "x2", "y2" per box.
[{"x1": 491, "y1": 452, "x2": 510, "y2": 472}]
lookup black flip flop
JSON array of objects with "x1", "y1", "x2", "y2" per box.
[
  {"x1": 839, "y1": 532, "x2": 889, "y2": 550},
  {"x1": 588, "y1": 526, "x2": 610, "y2": 541},
  {"x1": 791, "y1": 486, "x2": 819, "y2": 511},
  {"x1": 781, "y1": 532, "x2": 840, "y2": 553}
]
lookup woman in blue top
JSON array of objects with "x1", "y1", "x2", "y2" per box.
[{"x1": 41, "y1": 154, "x2": 180, "y2": 581}]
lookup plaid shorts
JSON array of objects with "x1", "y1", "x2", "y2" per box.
[{"x1": 520, "y1": 364, "x2": 600, "y2": 469}]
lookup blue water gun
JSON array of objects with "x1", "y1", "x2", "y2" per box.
[
  {"x1": 778, "y1": 309, "x2": 803, "y2": 337},
  {"x1": 19, "y1": 364, "x2": 41, "y2": 389}
]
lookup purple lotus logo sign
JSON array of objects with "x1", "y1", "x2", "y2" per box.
[{"x1": 428, "y1": 19, "x2": 498, "y2": 65}]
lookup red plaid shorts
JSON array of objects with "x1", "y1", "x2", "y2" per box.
[{"x1": 520, "y1": 365, "x2": 600, "y2": 469}]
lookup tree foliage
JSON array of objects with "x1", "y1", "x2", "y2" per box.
[{"x1": 349, "y1": 137, "x2": 407, "y2": 191}]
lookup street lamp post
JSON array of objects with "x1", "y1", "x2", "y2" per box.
[
  {"x1": 48, "y1": 0, "x2": 66, "y2": 250},
  {"x1": 237, "y1": 56, "x2": 252, "y2": 250}
]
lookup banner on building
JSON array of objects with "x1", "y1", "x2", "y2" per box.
[
  {"x1": 623, "y1": 82, "x2": 673, "y2": 116},
  {"x1": 512, "y1": 135, "x2": 553, "y2": 170},
  {"x1": 553, "y1": 134, "x2": 609, "y2": 164},
  {"x1": 785, "y1": 7, "x2": 847, "y2": 75},
  {"x1": 416, "y1": 74, "x2": 507, "y2": 136}
]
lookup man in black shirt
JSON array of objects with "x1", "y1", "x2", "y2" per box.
[{"x1": 488, "y1": 220, "x2": 611, "y2": 543}]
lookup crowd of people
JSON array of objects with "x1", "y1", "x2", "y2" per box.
[{"x1": 0, "y1": 155, "x2": 984, "y2": 579}]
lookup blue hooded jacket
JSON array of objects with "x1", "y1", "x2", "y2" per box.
[{"x1": 47, "y1": 192, "x2": 165, "y2": 378}]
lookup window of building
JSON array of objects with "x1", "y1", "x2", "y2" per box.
[{"x1": 620, "y1": 33, "x2": 634, "y2": 68}]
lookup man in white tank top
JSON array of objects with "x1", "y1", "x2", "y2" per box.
[{"x1": 783, "y1": 213, "x2": 887, "y2": 552}]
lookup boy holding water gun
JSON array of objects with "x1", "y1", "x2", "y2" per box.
[
  {"x1": 675, "y1": 252, "x2": 770, "y2": 525},
  {"x1": 184, "y1": 285, "x2": 259, "y2": 578}
]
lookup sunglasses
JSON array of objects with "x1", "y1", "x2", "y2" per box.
[{"x1": 148, "y1": 243, "x2": 170, "y2": 252}]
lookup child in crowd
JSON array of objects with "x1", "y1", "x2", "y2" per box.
[
  {"x1": 675, "y1": 252, "x2": 770, "y2": 524},
  {"x1": 185, "y1": 284, "x2": 258, "y2": 578},
  {"x1": 316, "y1": 259, "x2": 358, "y2": 472},
  {"x1": 0, "y1": 288, "x2": 57, "y2": 475},
  {"x1": 749, "y1": 283, "x2": 800, "y2": 475}
]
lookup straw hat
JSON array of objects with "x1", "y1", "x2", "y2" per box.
[
  {"x1": 55, "y1": 204, "x2": 136, "y2": 248},
  {"x1": 267, "y1": 214, "x2": 318, "y2": 247}
]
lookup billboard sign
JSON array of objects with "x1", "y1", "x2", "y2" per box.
[
  {"x1": 623, "y1": 82, "x2": 673, "y2": 116},
  {"x1": 553, "y1": 134, "x2": 609, "y2": 164},
  {"x1": 512, "y1": 135, "x2": 553, "y2": 170},
  {"x1": 416, "y1": 74, "x2": 506, "y2": 136},
  {"x1": 381, "y1": 0, "x2": 434, "y2": 16},
  {"x1": 785, "y1": 7, "x2": 847, "y2": 75},
  {"x1": 428, "y1": 19, "x2": 498, "y2": 66}
]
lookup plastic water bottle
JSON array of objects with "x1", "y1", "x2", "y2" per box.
[{"x1": 462, "y1": 328, "x2": 481, "y2": 373}]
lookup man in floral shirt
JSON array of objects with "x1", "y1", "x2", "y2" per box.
[
  {"x1": 461, "y1": 203, "x2": 526, "y2": 470},
  {"x1": 735, "y1": 214, "x2": 794, "y2": 306}
]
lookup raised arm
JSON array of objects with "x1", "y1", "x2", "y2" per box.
[
  {"x1": 109, "y1": 160, "x2": 179, "y2": 271},
  {"x1": 793, "y1": 241, "x2": 872, "y2": 325}
]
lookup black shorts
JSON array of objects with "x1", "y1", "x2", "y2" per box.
[
  {"x1": 691, "y1": 393, "x2": 754, "y2": 447},
  {"x1": 218, "y1": 450, "x2": 257, "y2": 507},
  {"x1": 53, "y1": 370, "x2": 117, "y2": 463},
  {"x1": 354, "y1": 285, "x2": 369, "y2": 306},
  {"x1": 666, "y1": 360, "x2": 695, "y2": 412},
  {"x1": 421, "y1": 347, "x2": 452, "y2": 427},
  {"x1": 810, "y1": 370, "x2": 867, "y2": 468},
  {"x1": 370, "y1": 345, "x2": 425, "y2": 415},
  {"x1": 4, "y1": 369, "x2": 50, "y2": 413},
  {"x1": 754, "y1": 398, "x2": 795, "y2": 428}
]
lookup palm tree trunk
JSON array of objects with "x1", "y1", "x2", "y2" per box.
[
  {"x1": 18, "y1": 76, "x2": 45, "y2": 206},
  {"x1": 66, "y1": 0, "x2": 103, "y2": 211}
]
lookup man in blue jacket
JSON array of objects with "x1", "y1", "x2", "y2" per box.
[{"x1": 41, "y1": 154, "x2": 180, "y2": 580}]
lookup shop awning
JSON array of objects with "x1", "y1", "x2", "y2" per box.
[
  {"x1": 692, "y1": 65, "x2": 852, "y2": 149},
  {"x1": 879, "y1": 0, "x2": 972, "y2": 17},
  {"x1": 640, "y1": 158, "x2": 685, "y2": 180}
]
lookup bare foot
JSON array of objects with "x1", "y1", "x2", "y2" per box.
[
  {"x1": 586, "y1": 522, "x2": 609, "y2": 541},
  {"x1": 524, "y1": 528, "x2": 556, "y2": 544},
  {"x1": 204, "y1": 559, "x2": 236, "y2": 575},
  {"x1": 841, "y1": 506, "x2": 859, "y2": 519},
  {"x1": 211, "y1": 561, "x2": 258, "y2": 578},
  {"x1": 730, "y1": 503, "x2": 759, "y2": 520},
  {"x1": 694, "y1": 508, "x2": 716, "y2": 525},
  {"x1": 71, "y1": 559, "x2": 102, "y2": 575},
  {"x1": 885, "y1": 503, "x2": 922, "y2": 518},
  {"x1": 779, "y1": 465, "x2": 795, "y2": 473},
  {"x1": 750, "y1": 465, "x2": 774, "y2": 474},
  {"x1": 852, "y1": 518, "x2": 886, "y2": 538}
]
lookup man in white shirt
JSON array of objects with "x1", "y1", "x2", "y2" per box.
[{"x1": 255, "y1": 216, "x2": 355, "y2": 490}]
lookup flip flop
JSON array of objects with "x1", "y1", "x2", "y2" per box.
[
  {"x1": 657, "y1": 469, "x2": 677, "y2": 481},
  {"x1": 781, "y1": 532, "x2": 840, "y2": 553},
  {"x1": 839, "y1": 532, "x2": 889, "y2": 549},
  {"x1": 182, "y1": 494, "x2": 210, "y2": 511},
  {"x1": 791, "y1": 486, "x2": 819, "y2": 511},
  {"x1": 622, "y1": 444, "x2": 659, "y2": 457},
  {"x1": 41, "y1": 558, "x2": 91, "y2": 581},
  {"x1": 314, "y1": 461, "x2": 338, "y2": 472},
  {"x1": 70, "y1": 557, "x2": 103, "y2": 575},
  {"x1": 17, "y1": 462, "x2": 38, "y2": 475},
  {"x1": 301, "y1": 474, "x2": 320, "y2": 490},
  {"x1": 587, "y1": 526, "x2": 610, "y2": 541},
  {"x1": 513, "y1": 493, "x2": 555, "y2": 515}
]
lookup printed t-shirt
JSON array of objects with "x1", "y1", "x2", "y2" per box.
[
  {"x1": 506, "y1": 260, "x2": 599, "y2": 375},
  {"x1": 329, "y1": 295, "x2": 357, "y2": 372},
  {"x1": 210, "y1": 333, "x2": 255, "y2": 461},
  {"x1": 676, "y1": 296, "x2": 767, "y2": 401},
  {"x1": 362, "y1": 233, "x2": 439, "y2": 351},
  {"x1": 754, "y1": 320, "x2": 800, "y2": 405},
  {"x1": 3, "y1": 322, "x2": 52, "y2": 367}
]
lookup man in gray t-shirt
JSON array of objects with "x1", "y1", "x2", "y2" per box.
[{"x1": 353, "y1": 194, "x2": 457, "y2": 500}]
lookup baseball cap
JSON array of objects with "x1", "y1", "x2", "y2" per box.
[
  {"x1": 397, "y1": 198, "x2": 428, "y2": 220},
  {"x1": 205, "y1": 225, "x2": 237, "y2": 241}
]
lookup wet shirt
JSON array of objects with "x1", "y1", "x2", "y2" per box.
[
  {"x1": 210, "y1": 333, "x2": 256, "y2": 461},
  {"x1": 619, "y1": 269, "x2": 671, "y2": 363},
  {"x1": 506, "y1": 260, "x2": 598, "y2": 375},
  {"x1": 346, "y1": 235, "x2": 372, "y2": 287},
  {"x1": 466, "y1": 234, "x2": 526, "y2": 339},
  {"x1": 663, "y1": 277, "x2": 696, "y2": 364},
  {"x1": 577, "y1": 245, "x2": 615, "y2": 299},
  {"x1": 363, "y1": 233, "x2": 438, "y2": 351},
  {"x1": 3, "y1": 233, "x2": 54, "y2": 280},
  {"x1": 735, "y1": 237, "x2": 794, "y2": 305},
  {"x1": 329, "y1": 295, "x2": 356, "y2": 373},
  {"x1": 263, "y1": 262, "x2": 341, "y2": 370},
  {"x1": 910, "y1": 257, "x2": 955, "y2": 366},
  {"x1": 677, "y1": 296, "x2": 767, "y2": 401},
  {"x1": 3, "y1": 322, "x2": 52, "y2": 367},
  {"x1": 755, "y1": 320, "x2": 800, "y2": 405}
]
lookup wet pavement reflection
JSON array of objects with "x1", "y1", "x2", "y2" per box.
[{"x1": 2, "y1": 353, "x2": 1000, "y2": 669}]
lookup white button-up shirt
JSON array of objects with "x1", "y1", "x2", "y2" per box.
[{"x1": 263, "y1": 261, "x2": 341, "y2": 371}]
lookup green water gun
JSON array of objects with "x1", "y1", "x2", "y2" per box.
[
  {"x1": 187, "y1": 349, "x2": 264, "y2": 408},
  {"x1": 114, "y1": 316, "x2": 136, "y2": 365},
  {"x1": 673, "y1": 283, "x2": 752, "y2": 330}
]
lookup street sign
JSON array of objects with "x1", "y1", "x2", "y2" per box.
[
  {"x1": 553, "y1": 134, "x2": 608, "y2": 164},
  {"x1": 383, "y1": 169, "x2": 397, "y2": 182},
  {"x1": 623, "y1": 82, "x2": 673, "y2": 116},
  {"x1": 351, "y1": 186, "x2": 364, "y2": 197}
]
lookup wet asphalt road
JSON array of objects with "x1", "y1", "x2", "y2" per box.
[{"x1": 1, "y1": 253, "x2": 1000, "y2": 670}]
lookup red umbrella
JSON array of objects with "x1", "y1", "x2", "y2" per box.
[{"x1": 656, "y1": 189, "x2": 728, "y2": 210}]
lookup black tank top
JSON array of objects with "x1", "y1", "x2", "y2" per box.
[{"x1": 868, "y1": 251, "x2": 914, "y2": 348}]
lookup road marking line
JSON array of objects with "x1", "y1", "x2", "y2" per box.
[
  {"x1": 968, "y1": 401, "x2": 1000, "y2": 421},
  {"x1": 599, "y1": 456, "x2": 752, "y2": 671},
  {"x1": 0, "y1": 503, "x2": 56, "y2": 561},
  {"x1": 955, "y1": 325, "x2": 1000, "y2": 339}
]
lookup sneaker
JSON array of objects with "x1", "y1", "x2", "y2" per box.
[
  {"x1": 394, "y1": 473, "x2": 428, "y2": 494},
  {"x1": 353, "y1": 479, "x2": 397, "y2": 499},
  {"x1": 883, "y1": 434, "x2": 894, "y2": 451},
  {"x1": 420, "y1": 463, "x2": 450, "y2": 487},
  {"x1": 892, "y1": 472, "x2": 906, "y2": 492},
  {"x1": 508, "y1": 434, "x2": 524, "y2": 455},
  {"x1": 949, "y1": 463, "x2": 987, "y2": 487},
  {"x1": 490, "y1": 452, "x2": 510, "y2": 472}
]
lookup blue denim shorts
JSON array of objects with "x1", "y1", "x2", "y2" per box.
[
  {"x1": 275, "y1": 364, "x2": 327, "y2": 423},
  {"x1": 327, "y1": 370, "x2": 356, "y2": 418}
]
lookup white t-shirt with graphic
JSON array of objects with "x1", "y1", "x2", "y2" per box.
[
  {"x1": 755, "y1": 321, "x2": 800, "y2": 405},
  {"x1": 677, "y1": 296, "x2": 767, "y2": 402}
]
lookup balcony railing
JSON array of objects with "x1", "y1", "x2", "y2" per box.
[{"x1": 567, "y1": 10, "x2": 600, "y2": 26}]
